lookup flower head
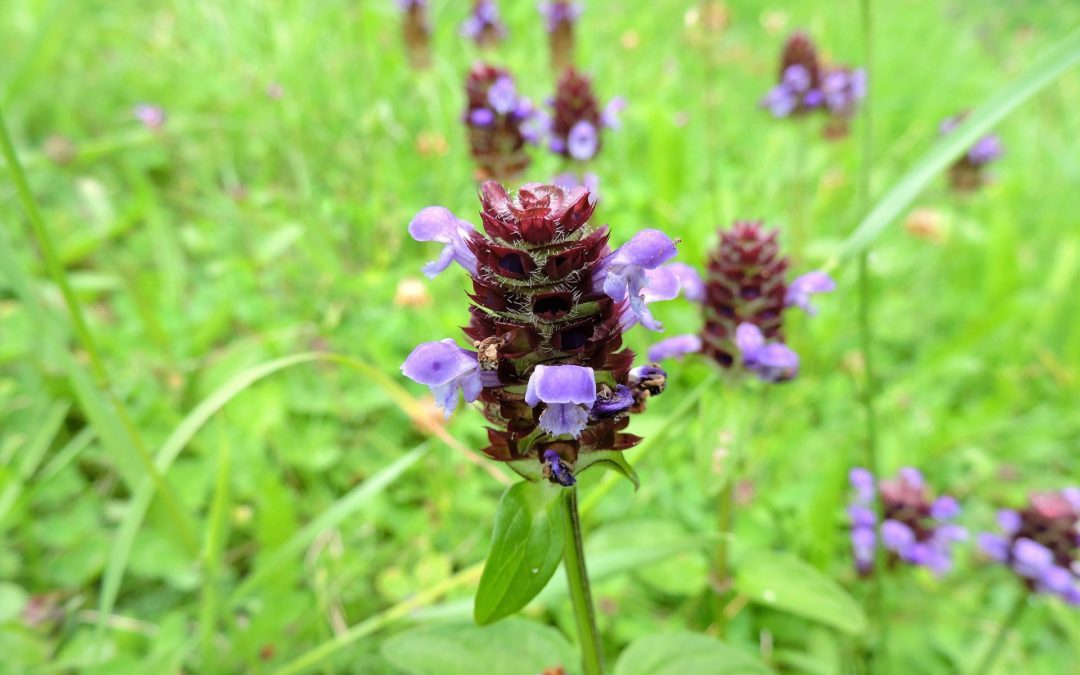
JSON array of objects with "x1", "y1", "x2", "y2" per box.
[
  {"x1": 402, "y1": 182, "x2": 680, "y2": 486},
  {"x1": 848, "y1": 467, "x2": 967, "y2": 577},
  {"x1": 549, "y1": 67, "x2": 622, "y2": 162},
  {"x1": 465, "y1": 64, "x2": 538, "y2": 182},
  {"x1": 461, "y1": 0, "x2": 506, "y2": 47},
  {"x1": 763, "y1": 31, "x2": 865, "y2": 139},
  {"x1": 940, "y1": 112, "x2": 1004, "y2": 192},
  {"x1": 978, "y1": 490, "x2": 1079, "y2": 604},
  {"x1": 134, "y1": 104, "x2": 166, "y2": 131}
]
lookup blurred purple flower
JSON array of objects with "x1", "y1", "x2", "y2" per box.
[
  {"x1": 134, "y1": 104, "x2": 166, "y2": 131},
  {"x1": 735, "y1": 323, "x2": 798, "y2": 382}
]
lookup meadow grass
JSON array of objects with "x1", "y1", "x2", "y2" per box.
[{"x1": 2, "y1": 0, "x2": 1080, "y2": 672}]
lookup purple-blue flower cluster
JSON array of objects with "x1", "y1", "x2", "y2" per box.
[
  {"x1": 977, "y1": 490, "x2": 1079, "y2": 605},
  {"x1": 538, "y1": 0, "x2": 582, "y2": 33},
  {"x1": 848, "y1": 467, "x2": 967, "y2": 576}
]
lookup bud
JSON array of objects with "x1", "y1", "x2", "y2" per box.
[
  {"x1": 402, "y1": 182, "x2": 681, "y2": 485},
  {"x1": 977, "y1": 489, "x2": 1079, "y2": 604},
  {"x1": 465, "y1": 64, "x2": 540, "y2": 183},
  {"x1": 397, "y1": 0, "x2": 432, "y2": 70},
  {"x1": 549, "y1": 67, "x2": 625, "y2": 163},
  {"x1": 848, "y1": 467, "x2": 968, "y2": 577}
]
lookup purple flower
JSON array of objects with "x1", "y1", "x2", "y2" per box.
[
  {"x1": 602, "y1": 97, "x2": 627, "y2": 129},
  {"x1": 1011, "y1": 538, "x2": 1055, "y2": 580},
  {"x1": 821, "y1": 68, "x2": 866, "y2": 116},
  {"x1": 850, "y1": 468, "x2": 876, "y2": 503},
  {"x1": 977, "y1": 533, "x2": 1010, "y2": 562},
  {"x1": 525, "y1": 365, "x2": 597, "y2": 438},
  {"x1": 762, "y1": 85, "x2": 798, "y2": 118},
  {"x1": 647, "y1": 334, "x2": 703, "y2": 362},
  {"x1": 848, "y1": 504, "x2": 876, "y2": 528},
  {"x1": 401, "y1": 340, "x2": 483, "y2": 417},
  {"x1": 543, "y1": 449, "x2": 576, "y2": 486},
  {"x1": 567, "y1": 120, "x2": 599, "y2": 160},
  {"x1": 997, "y1": 508, "x2": 1021, "y2": 535},
  {"x1": 967, "y1": 135, "x2": 1003, "y2": 166},
  {"x1": 396, "y1": 0, "x2": 426, "y2": 9},
  {"x1": 408, "y1": 207, "x2": 479, "y2": 278},
  {"x1": 849, "y1": 467, "x2": 966, "y2": 578},
  {"x1": 852, "y1": 526, "x2": 876, "y2": 572},
  {"x1": 134, "y1": 104, "x2": 166, "y2": 131},
  {"x1": 735, "y1": 323, "x2": 799, "y2": 382},
  {"x1": 461, "y1": 0, "x2": 506, "y2": 44},
  {"x1": 881, "y1": 519, "x2": 916, "y2": 555},
  {"x1": 1064, "y1": 487, "x2": 1080, "y2": 511},
  {"x1": 785, "y1": 271, "x2": 835, "y2": 314},
  {"x1": 590, "y1": 384, "x2": 633, "y2": 419},
  {"x1": 899, "y1": 467, "x2": 925, "y2": 490},
  {"x1": 539, "y1": 0, "x2": 582, "y2": 32},
  {"x1": 601, "y1": 229, "x2": 678, "y2": 331},
  {"x1": 643, "y1": 263, "x2": 705, "y2": 303},
  {"x1": 783, "y1": 65, "x2": 811, "y2": 92},
  {"x1": 930, "y1": 496, "x2": 960, "y2": 520},
  {"x1": 487, "y1": 76, "x2": 517, "y2": 115},
  {"x1": 469, "y1": 108, "x2": 496, "y2": 126}
]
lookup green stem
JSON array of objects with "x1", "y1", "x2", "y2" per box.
[
  {"x1": 853, "y1": 0, "x2": 886, "y2": 668},
  {"x1": 563, "y1": 487, "x2": 604, "y2": 675},
  {"x1": 0, "y1": 104, "x2": 199, "y2": 554},
  {"x1": 968, "y1": 593, "x2": 1028, "y2": 675}
]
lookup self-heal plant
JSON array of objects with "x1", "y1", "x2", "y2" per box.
[
  {"x1": 401, "y1": 182, "x2": 680, "y2": 674},
  {"x1": 762, "y1": 31, "x2": 866, "y2": 140},
  {"x1": 647, "y1": 220, "x2": 834, "y2": 382},
  {"x1": 642, "y1": 220, "x2": 833, "y2": 630},
  {"x1": 540, "y1": 1, "x2": 582, "y2": 72},
  {"x1": 464, "y1": 64, "x2": 540, "y2": 183},
  {"x1": 461, "y1": 0, "x2": 507, "y2": 48},
  {"x1": 940, "y1": 113, "x2": 1004, "y2": 192},
  {"x1": 848, "y1": 467, "x2": 967, "y2": 576},
  {"x1": 549, "y1": 67, "x2": 626, "y2": 163},
  {"x1": 977, "y1": 489, "x2": 1079, "y2": 605}
]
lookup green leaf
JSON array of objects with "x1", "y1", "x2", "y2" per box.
[
  {"x1": 381, "y1": 619, "x2": 575, "y2": 675},
  {"x1": 614, "y1": 632, "x2": 772, "y2": 675},
  {"x1": 734, "y1": 550, "x2": 868, "y2": 636},
  {"x1": 836, "y1": 27, "x2": 1080, "y2": 261},
  {"x1": 578, "y1": 450, "x2": 640, "y2": 490},
  {"x1": 474, "y1": 481, "x2": 566, "y2": 625}
]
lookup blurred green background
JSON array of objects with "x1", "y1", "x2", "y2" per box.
[{"x1": 2, "y1": 0, "x2": 1079, "y2": 672}]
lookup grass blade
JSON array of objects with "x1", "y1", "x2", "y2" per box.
[{"x1": 835, "y1": 27, "x2": 1080, "y2": 262}]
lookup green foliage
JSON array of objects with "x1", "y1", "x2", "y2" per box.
[
  {"x1": 1, "y1": 0, "x2": 1079, "y2": 672},
  {"x1": 613, "y1": 632, "x2": 772, "y2": 675},
  {"x1": 734, "y1": 550, "x2": 868, "y2": 636},
  {"x1": 381, "y1": 620, "x2": 576, "y2": 675},
  {"x1": 475, "y1": 481, "x2": 567, "y2": 625}
]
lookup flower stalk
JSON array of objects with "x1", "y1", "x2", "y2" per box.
[{"x1": 562, "y1": 487, "x2": 604, "y2": 675}]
